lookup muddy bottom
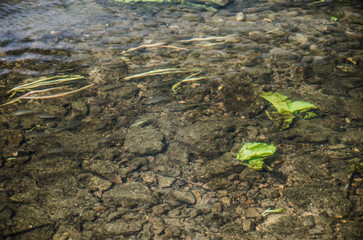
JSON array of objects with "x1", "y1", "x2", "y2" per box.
[{"x1": 0, "y1": 0, "x2": 363, "y2": 239}]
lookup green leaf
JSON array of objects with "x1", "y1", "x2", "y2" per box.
[
  {"x1": 330, "y1": 16, "x2": 338, "y2": 21},
  {"x1": 260, "y1": 92, "x2": 317, "y2": 114},
  {"x1": 241, "y1": 158, "x2": 265, "y2": 171},
  {"x1": 260, "y1": 92, "x2": 319, "y2": 130},
  {"x1": 237, "y1": 143, "x2": 277, "y2": 171},
  {"x1": 287, "y1": 100, "x2": 317, "y2": 114},
  {"x1": 260, "y1": 92, "x2": 291, "y2": 114},
  {"x1": 237, "y1": 143, "x2": 277, "y2": 161}
]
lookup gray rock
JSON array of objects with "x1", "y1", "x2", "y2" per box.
[
  {"x1": 242, "y1": 219, "x2": 255, "y2": 232},
  {"x1": 289, "y1": 33, "x2": 309, "y2": 45},
  {"x1": 104, "y1": 220, "x2": 143, "y2": 235},
  {"x1": 164, "y1": 225, "x2": 182, "y2": 238},
  {"x1": 165, "y1": 142, "x2": 190, "y2": 165},
  {"x1": 196, "y1": 152, "x2": 241, "y2": 181},
  {"x1": 110, "y1": 85, "x2": 138, "y2": 99},
  {"x1": 245, "y1": 207, "x2": 261, "y2": 219},
  {"x1": 124, "y1": 126, "x2": 165, "y2": 155},
  {"x1": 268, "y1": 216, "x2": 305, "y2": 238},
  {"x1": 158, "y1": 176, "x2": 176, "y2": 188},
  {"x1": 72, "y1": 100, "x2": 88, "y2": 116},
  {"x1": 171, "y1": 190, "x2": 196, "y2": 205},
  {"x1": 241, "y1": 65, "x2": 272, "y2": 79},
  {"x1": 284, "y1": 185, "x2": 351, "y2": 217},
  {"x1": 207, "y1": 178, "x2": 232, "y2": 190},
  {"x1": 302, "y1": 215, "x2": 315, "y2": 228},
  {"x1": 2, "y1": 205, "x2": 52, "y2": 236},
  {"x1": 103, "y1": 182, "x2": 157, "y2": 207},
  {"x1": 176, "y1": 120, "x2": 236, "y2": 157},
  {"x1": 82, "y1": 159, "x2": 120, "y2": 179}
]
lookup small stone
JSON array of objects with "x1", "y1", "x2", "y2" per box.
[
  {"x1": 171, "y1": 190, "x2": 196, "y2": 205},
  {"x1": 242, "y1": 219, "x2": 254, "y2": 232},
  {"x1": 245, "y1": 207, "x2": 261, "y2": 218},
  {"x1": 289, "y1": 33, "x2": 309, "y2": 45},
  {"x1": 236, "y1": 12, "x2": 245, "y2": 21},
  {"x1": 191, "y1": 190, "x2": 202, "y2": 204},
  {"x1": 212, "y1": 202, "x2": 223, "y2": 213},
  {"x1": 102, "y1": 182, "x2": 156, "y2": 207},
  {"x1": 302, "y1": 215, "x2": 315, "y2": 228},
  {"x1": 104, "y1": 220, "x2": 142, "y2": 235},
  {"x1": 158, "y1": 176, "x2": 175, "y2": 188},
  {"x1": 356, "y1": 188, "x2": 363, "y2": 195},
  {"x1": 87, "y1": 175, "x2": 112, "y2": 192},
  {"x1": 164, "y1": 226, "x2": 181, "y2": 238},
  {"x1": 72, "y1": 100, "x2": 88, "y2": 116},
  {"x1": 142, "y1": 171, "x2": 156, "y2": 184},
  {"x1": 152, "y1": 204, "x2": 170, "y2": 215},
  {"x1": 221, "y1": 197, "x2": 231, "y2": 206},
  {"x1": 123, "y1": 126, "x2": 165, "y2": 155}
]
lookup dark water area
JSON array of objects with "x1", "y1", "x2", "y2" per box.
[{"x1": 0, "y1": 0, "x2": 363, "y2": 239}]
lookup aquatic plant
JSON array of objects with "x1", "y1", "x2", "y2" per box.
[
  {"x1": 236, "y1": 142, "x2": 277, "y2": 171},
  {"x1": 172, "y1": 71, "x2": 207, "y2": 94},
  {"x1": 261, "y1": 207, "x2": 284, "y2": 217},
  {"x1": 1, "y1": 75, "x2": 94, "y2": 107},
  {"x1": 122, "y1": 68, "x2": 193, "y2": 81},
  {"x1": 260, "y1": 91, "x2": 319, "y2": 130}
]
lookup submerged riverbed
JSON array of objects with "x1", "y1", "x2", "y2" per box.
[{"x1": 0, "y1": 0, "x2": 362, "y2": 239}]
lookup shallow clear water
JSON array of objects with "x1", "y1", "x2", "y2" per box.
[{"x1": 0, "y1": 0, "x2": 363, "y2": 239}]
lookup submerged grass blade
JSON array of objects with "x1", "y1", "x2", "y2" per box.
[
  {"x1": 122, "y1": 68, "x2": 197, "y2": 81},
  {"x1": 8, "y1": 75, "x2": 84, "y2": 94},
  {"x1": 1, "y1": 75, "x2": 92, "y2": 108}
]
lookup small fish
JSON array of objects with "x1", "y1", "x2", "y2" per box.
[
  {"x1": 12, "y1": 109, "x2": 35, "y2": 116},
  {"x1": 36, "y1": 112, "x2": 59, "y2": 119},
  {"x1": 130, "y1": 117, "x2": 154, "y2": 127},
  {"x1": 143, "y1": 96, "x2": 170, "y2": 105},
  {"x1": 53, "y1": 120, "x2": 82, "y2": 132},
  {"x1": 43, "y1": 147, "x2": 71, "y2": 154}
]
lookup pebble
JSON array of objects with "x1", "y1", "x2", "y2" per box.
[
  {"x1": 104, "y1": 220, "x2": 142, "y2": 235},
  {"x1": 236, "y1": 12, "x2": 245, "y2": 21},
  {"x1": 164, "y1": 226, "x2": 182, "y2": 238},
  {"x1": 245, "y1": 207, "x2": 261, "y2": 218},
  {"x1": 171, "y1": 190, "x2": 196, "y2": 205},
  {"x1": 302, "y1": 215, "x2": 315, "y2": 228},
  {"x1": 158, "y1": 176, "x2": 175, "y2": 188},
  {"x1": 142, "y1": 171, "x2": 156, "y2": 184},
  {"x1": 242, "y1": 219, "x2": 255, "y2": 232},
  {"x1": 211, "y1": 202, "x2": 223, "y2": 213}
]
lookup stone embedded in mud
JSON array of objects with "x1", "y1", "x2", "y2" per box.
[
  {"x1": 82, "y1": 158, "x2": 120, "y2": 179},
  {"x1": 164, "y1": 225, "x2": 182, "y2": 238},
  {"x1": 170, "y1": 190, "x2": 196, "y2": 205},
  {"x1": 85, "y1": 175, "x2": 112, "y2": 193},
  {"x1": 158, "y1": 176, "x2": 176, "y2": 188},
  {"x1": 123, "y1": 126, "x2": 165, "y2": 155},
  {"x1": 267, "y1": 216, "x2": 306, "y2": 238},
  {"x1": 196, "y1": 152, "x2": 241, "y2": 181},
  {"x1": 284, "y1": 185, "x2": 351, "y2": 217},
  {"x1": 102, "y1": 182, "x2": 157, "y2": 208},
  {"x1": 165, "y1": 142, "x2": 190, "y2": 165},
  {"x1": 104, "y1": 220, "x2": 143, "y2": 235},
  {"x1": 2, "y1": 205, "x2": 52, "y2": 236},
  {"x1": 207, "y1": 178, "x2": 232, "y2": 190},
  {"x1": 176, "y1": 120, "x2": 236, "y2": 157}
]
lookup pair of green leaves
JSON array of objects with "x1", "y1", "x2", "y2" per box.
[
  {"x1": 260, "y1": 92, "x2": 319, "y2": 130},
  {"x1": 237, "y1": 143, "x2": 276, "y2": 171},
  {"x1": 237, "y1": 93, "x2": 319, "y2": 170}
]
